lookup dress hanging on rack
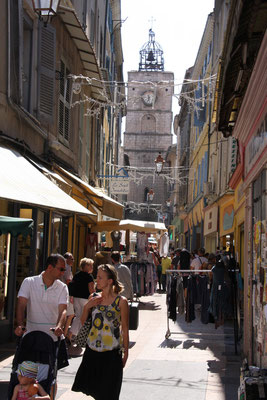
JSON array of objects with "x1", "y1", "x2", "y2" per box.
[
  {"x1": 85, "y1": 232, "x2": 98, "y2": 259},
  {"x1": 159, "y1": 232, "x2": 169, "y2": 257},
  {"x1": 111, "y1": 230, "x2": 122, "y2": 251},
  {"x1": 137, "y1": 232, "x2": 148, "y2": 261}
]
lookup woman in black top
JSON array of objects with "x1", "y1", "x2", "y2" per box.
[{"x1": 68, "y1": 258, "x2": 95, "y2": 340}]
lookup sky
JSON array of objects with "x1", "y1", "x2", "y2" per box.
[{"x1": 120, "y1": 0, "x2": 214, "y2": 137}]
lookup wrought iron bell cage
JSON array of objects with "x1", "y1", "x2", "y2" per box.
[{"x1": 139, "y1": 29, "x2": 164, "y2": 71}]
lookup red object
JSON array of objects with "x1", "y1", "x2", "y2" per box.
[{"x1": 28, "y1": 384, "x2": 38, "y2": 396}]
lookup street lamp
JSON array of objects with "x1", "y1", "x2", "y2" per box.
[
  {"x1": 155, "y1": 152, "x2": 165, "y2": 174},
  {"x1": 32, "y1": 0, "x2": 60, "y2": 25}
]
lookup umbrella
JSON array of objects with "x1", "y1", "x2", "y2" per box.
[{"x1": 0, "y1": 216, "x2": 34, "y2": 237}]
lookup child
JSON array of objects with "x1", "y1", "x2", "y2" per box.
[{"x1": 11, "y1": 361, "x2": 50, "y2": 400}]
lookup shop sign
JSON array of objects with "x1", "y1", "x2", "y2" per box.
[
  {"x1": 245, "y1": 111, "x2": 267, "y2": 176},
  {"x1": 204, "y1": 206, "x2": 218, "y2": 235},
  {"x1": 110, "y1": 178, "x2": 129, "y2": 194}
]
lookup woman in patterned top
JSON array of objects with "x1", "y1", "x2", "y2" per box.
[{"x1": 72, "y1": 264, "x2": 129, "y2": 400}]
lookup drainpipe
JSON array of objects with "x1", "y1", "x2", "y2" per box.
[{"x1": 103, "y1": 0, "x2": 108, "y2": 68}]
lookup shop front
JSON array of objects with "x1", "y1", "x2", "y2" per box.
[
  {"x1": 0, "y1": 146, "x2": 95, "y2": 343},
  {"x1": 203, "y1": 205, "x2": 218, "y2": 253},
  {"x1": 219, "y1": 196, "x2": 235, "y2": 252},
  {"x1": 189, "y1": 199, "x2": 204, "y2": 251},
  {"x1": 183, "y1": 216, "x2": 190, "y2": 250}
]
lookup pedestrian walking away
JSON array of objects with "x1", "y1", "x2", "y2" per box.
[
  {"x1": 62, "y1": 253, "x2": 75, "y2": 340},
  {"x1": 111, "y1": 251, "x2": 134, "y2": 300},
  {"x1": 68, "y1": 257, "x2": 95, "y2": 344},
  {"x1": 72, "y1": 263, "x2": 129, "y2": 400}
]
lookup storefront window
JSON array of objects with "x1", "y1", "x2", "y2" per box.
[
  {"x1": 35, "y1": 211, "x2": 46, "y2": 274},
  {"x1": 51, "y1": 214, "x2": 63, "y2": 254},
  {"x1": 16, "y1": 210, "x2": 33, "y2": 293},
  {"x1": 16, "y1": 234, "x2": 31, "y2": 292},
  {"x1": 252, "y1": 170, "x2": 266, "y2": 276},
  {"x1": 0, "y1": 233, "x2": 10, "y2": 320}
]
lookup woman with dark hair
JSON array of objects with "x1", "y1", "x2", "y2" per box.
[{"x1": 72, "y1": 264, "x2": 129, "y2": 400}]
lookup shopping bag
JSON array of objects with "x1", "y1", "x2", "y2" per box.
[
  {"x1": 129, "y1": 302, "x2": 139, "y2": 330},
  {"x1": 74, "y1": 317, "x2": 92, "y2": 347}
]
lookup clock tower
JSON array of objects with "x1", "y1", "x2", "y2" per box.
[{"x1": 124, "y1": 29, "x2": 174, "y2": 221}]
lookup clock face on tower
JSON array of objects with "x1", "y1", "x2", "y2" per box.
[{"x1": 142, "y1": 91, "x2": 155, "y2": 106}]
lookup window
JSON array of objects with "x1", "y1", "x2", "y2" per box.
[
  {"x1": 38, "y1": 22, "x2": 56, "y2": 123},
  {"x1": 85, "y1": 117, "x2": 91, "y2": 178},
  {"x1": 79, "y1": 104, "x2": 84, "y2": 167},
  {"x1": 90, "y1": 10, "x2": 95, "y2": 44},
  {"x1": 58, "y1": 60, "x2": 71, "y2": 144}
]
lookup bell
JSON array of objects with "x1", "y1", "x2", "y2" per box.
[{"x1": 147, "y1": 51, "x2": 155, "y2": 61}]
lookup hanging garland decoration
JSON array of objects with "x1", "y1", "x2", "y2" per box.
[
  {"x1": 68, "y1": 73, "x2": 217, "y2": 118},
  {"x1": 124, "y1": 201, "x2": 163, "y2": 215},
  {"x1": 97, "y1": 162, "x2": 192, "y2": 186}
]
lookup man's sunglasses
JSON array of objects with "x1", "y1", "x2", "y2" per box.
[{"x1": 55, "y1": 266, "x2": 66, "y2": 272}]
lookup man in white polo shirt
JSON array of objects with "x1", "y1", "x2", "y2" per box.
[{"x1": 14, "y1": 254, "x2": 69, "y2": 368}]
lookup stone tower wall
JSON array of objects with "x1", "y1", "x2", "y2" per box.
[{"x1": 124, "y1": 70, "x2": 174, "y2": 219}]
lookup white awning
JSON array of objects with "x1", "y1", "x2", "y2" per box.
[
  {"x1": 92, "y1": 219, "x2": 167, "y2": 233},
  {"x1": 0, "y1": 147, "x2": 95, "y2": 217},
  {"x1": 58, "y1": 5, "x2": 106, "y2": 102},
  {"x1": 56, "y1": 166, "x2": 124, "y2": 219}
]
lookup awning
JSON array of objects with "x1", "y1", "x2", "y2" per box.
[
  {"x1": 92, "y1": 219, "x2": 167, "y2": 233},
  {"x1": 58, "y1": 5, "x2": 106, "y2": 102},
  {"x1": 0, "y1": 216, "x2": 33, "y2": 237},
  {"x1": 56, "y1": 166, "x2": 124, "y2": 220},
  {"x1": 0, "y1": 147, "x2": 95, "y2": 218}
]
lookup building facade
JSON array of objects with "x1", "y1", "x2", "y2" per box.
[{"x1": 0, "y1": 0, "x2": 124, "y2": 343}]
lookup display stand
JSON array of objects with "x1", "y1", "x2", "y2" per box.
[{"x1": 165, "y1": 269, "x2": 240, "y2": 355}]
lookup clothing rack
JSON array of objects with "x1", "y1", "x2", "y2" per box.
[
  {"x1": 125, "y1": 261, "x2": 157, "y2": 301},
  {"x1": 165, "y1": 269, "x2": 240, "y2": 355}
]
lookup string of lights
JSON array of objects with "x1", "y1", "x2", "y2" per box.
[
  {"x1": 124, "y1": 201, "x2": 163, "y2": 215},
  {"x1": 69, "y1": 73, "x2": 217, "y2": 117},
  {"x1": 69, "y1": 73, "x2": 217, "y2": 89}
]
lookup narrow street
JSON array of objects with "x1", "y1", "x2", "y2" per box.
[{"x1": 0, "y1": 293, "x2": 241, "y2": 400}]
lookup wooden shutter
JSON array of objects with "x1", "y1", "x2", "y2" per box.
[{"x1": 37, "y1": 22, "x2": 56, "y2": 123}]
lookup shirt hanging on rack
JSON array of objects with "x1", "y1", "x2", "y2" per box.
[
  {"x1": 137, "y1": 232, "x2": 148, "y2": 261},
  {"x1": 85, "y1": 232, "x2": 98, "y2": 259},
  {"x1": 159, "y1": 232, "x2": 169, "y2": 257}
]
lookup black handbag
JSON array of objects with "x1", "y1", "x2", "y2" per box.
[
  {"x1": 74, "y1": 316, "x2": 92, "y2": 347},
  {"x1": 129, "y1": 302, "x2": 139, "y2": 330}
]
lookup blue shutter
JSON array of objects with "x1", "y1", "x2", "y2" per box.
[
  {"x1": 194, "y1": 84, "x2": 207, "y2": 128},
  {"x1": 193, "y1": 172, "x2": 196, "y2": 199},
  {"x1": 197, "y1": 164, "x2": 200, "y2": 195},
  {"x1": 204, "y1": 151, "x2": 208, "y2": 182},
  {"x1": 201, "y1": 158, "x2": 204, "y2": 192}
]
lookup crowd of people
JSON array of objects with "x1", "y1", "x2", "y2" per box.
[
  {"x1": 10, "y1": 242, "x2": 235, "y2": 400},
  {"x1": 10, "y1": 250, "x2": 134, "y2": 400}
]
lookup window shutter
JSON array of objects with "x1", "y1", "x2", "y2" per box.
[
  {"x1": 38, "y1": 22, "x2": 56, "y2": 123},
  {"x1": 204, "y1": 151, "x2": 208, "y2": 182}
]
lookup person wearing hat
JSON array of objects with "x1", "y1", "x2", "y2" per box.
[{"x1": 11, "y1": 361, "x2": 49, "y2": 400}]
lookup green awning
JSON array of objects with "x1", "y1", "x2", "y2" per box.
[{"x1": 0, "y1": 216, "x2": 34, "y2": 237}]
